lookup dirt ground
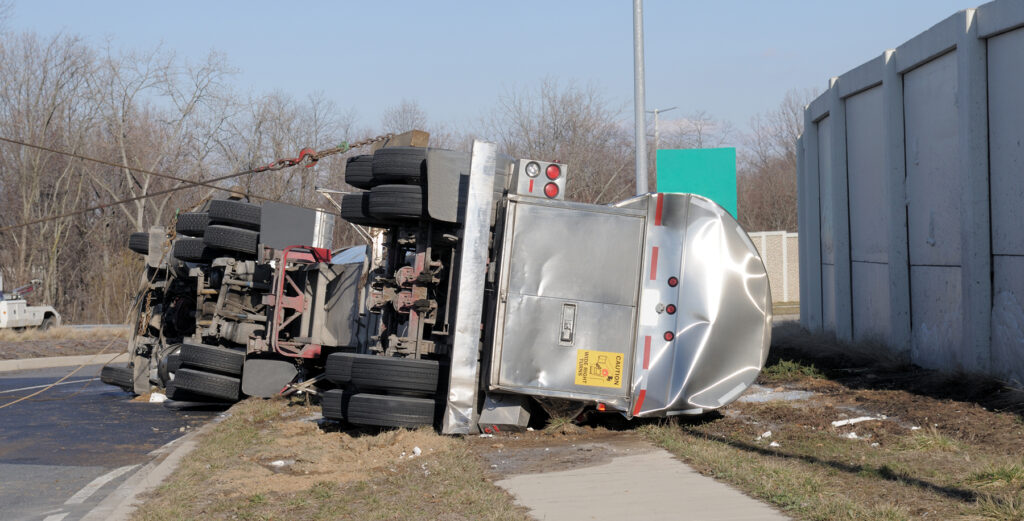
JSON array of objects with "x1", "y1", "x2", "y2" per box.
[
  {"x1": 132, "y1": 320, "x2": 1024, "y2": 520},
  {"x1": 133, "y1": 399, "x2": 532, "y2": 521}
]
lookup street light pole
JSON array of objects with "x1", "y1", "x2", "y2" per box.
[
  {"x1": 646, "y1": 106, "x2": 677, "y2": 153},
  {"x1": 632, "y1": 0, "x2": 648, "y2": 195}
]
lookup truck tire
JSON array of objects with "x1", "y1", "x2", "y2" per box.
[
  {"x1": 158, "y1": 348, "x2": 182, "y2": 386},
  {"x1": 208, "y1": 199, "x2": 261, "y2": 230},
  {"x1": 341, "y1": 193, "x2": 391, "y2": 227},
  {"x1": 325, "y1": 352, "x2": 370, "y2": 384},
  {"x1": 173, "y1": 237, "x2": 215, "y2": 262},
  {"x1": 204, "y1": 225, "x2": 259, "y2": 255},
  {"x1": 164, "y1": 381, "x2": 211, "y2": 402},
  {"x1": 345, "y1": 155, "x2": 376, "y2": 189},
  {"x1": 179, "y1": 342, "x2": 245, "y2": 375},
  {"x1": 100, "y1": 364, "x2": 134, "y2": 391},
  {"x1": 350, "y1": 356, "x2": 440, "y2": 396},
  {"x1": 173, "y1": 368, "x2": 241, "y2": 401},
  {"x1": 368, "y1": 185, "x2": 425, "y2": 221},
  {"x1": 345, "y1": 393, "x2": 435, "y2": 428},
  {"x1": 39, "y1": 316, "x2": 54, "y2": 331},
  {"x1": 175, "y1": 212, "x2": 209, "y2": 237},
  {"x1": 320, "y1": 388, "x2": 351, "y2": 421},
  {"x1": 372, "y1": 147, "x2": 426, "y2": 184},
  {"x1": 128, "y1": 232, "x2": 149, "y2": 254}
]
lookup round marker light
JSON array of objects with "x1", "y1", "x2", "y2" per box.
[
  {"x1": 664, "y1": 331, "x2": 675, "y2": 341},
  {"x1": 667, "y1": 276, "x2": 679, "y2": 287},
  {"x1": 666, "y1": 304, "x2": 677, "y2": 314},
  {"x1": 546, "y1": 164, "x2": 561, "y2": 180},
  {"x1": 544, "y1": 182, "x2": 559, "y2": 198},
  {"x1": 525, "y1": 161, "x2": 541, "y2": 177}
]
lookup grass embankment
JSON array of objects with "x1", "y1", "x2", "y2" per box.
[
  {"x1": 0, "y1": 325, "x2": 128, "y2": 342},
  {"x1": 133, "y1": 399, "x2": 530, "y2": 521},
  {"x1": 0, "y1": 326, "x2": 129, "y2": 359},
  {"x1": 642, "y1": 323, "x2": 1024, "y2": 521}
]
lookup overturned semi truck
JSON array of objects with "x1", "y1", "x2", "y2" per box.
[{"x1": 106, "y1": 137, "x2": 772, "y2": 434}]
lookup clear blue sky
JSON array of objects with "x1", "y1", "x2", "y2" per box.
[{"x1": 10, "y1": 0, "x2": 979, "y2": 136}]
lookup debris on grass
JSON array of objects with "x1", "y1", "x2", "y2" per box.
[{"x1": 831, "y1": 415, "x2": 884, "y2": 427}]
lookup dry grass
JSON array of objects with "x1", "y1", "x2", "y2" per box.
[
  {"x1": 132, "y1": 398, "x2": 530, "y2": 521},
  {"x1": 641, "y1": 323, "x2": 1024, "y2": 521},
  {"x1": 0, "y1": 325, "x2": 128, "y2": 342},
  {"x1": 895, "y1": 426, "x2": 966, "y2": 453},
  {"x1": 759, "y1": 359, "x2": 827, "y2": 383}
]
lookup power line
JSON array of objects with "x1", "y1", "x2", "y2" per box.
[
  {"x1": 0, "y1": 134, "x2": 392, "y2": 234},
  {"x1": 0, "y1": 136, "x2": 279, "y2": 201}
]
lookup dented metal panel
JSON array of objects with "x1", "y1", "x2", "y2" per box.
[
  {"x1": 487, "y1": 192, "x2": 771, "y2": 417},
  {"x1": 629, "y1": 194, "x2": 771, "y2": 417}
]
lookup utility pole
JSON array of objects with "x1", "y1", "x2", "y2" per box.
[
  {"x1": 632, "y1": 0, "x2": 648, "y2": 195},
  {"x1": 646, "y1": 106, "x2": 677, "y2": 153}
]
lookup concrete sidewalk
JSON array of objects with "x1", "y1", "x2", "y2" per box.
[{"x1": 496, "y1": 445, "x2": 790, "y2": 521}]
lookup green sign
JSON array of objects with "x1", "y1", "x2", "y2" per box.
[{"x1": 656, "y1": 148, "x2": 737, "y2": 217}]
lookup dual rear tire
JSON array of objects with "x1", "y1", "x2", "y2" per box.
[{"x1": 321, "y1": 353, "x2": 441, "y2": 428}]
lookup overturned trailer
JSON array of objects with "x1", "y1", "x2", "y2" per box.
[
  {"x1": 109, "y1": 136, "x2": 771, "y2": 434},
  {"x1": 306, "y1": 139, "x2": 771, "y2": 434}
]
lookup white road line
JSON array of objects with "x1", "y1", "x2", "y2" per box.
[
  {"x1": 42, "y1": 513, "x2": 68, "y2": 521},
  {"x1": 0, "y1": 377, "x2": 99, "y2": 394},
  {"x1": 65, "y1": 464, "x2": 139, "y2": 505}
]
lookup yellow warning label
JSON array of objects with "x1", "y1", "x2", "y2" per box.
[{"x1": 574, "y1": 349, "x2": 624, "y2": 389}]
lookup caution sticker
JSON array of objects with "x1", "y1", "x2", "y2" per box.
[{"x1": 574, "y1": 349, "x2": 624, "y2": 389}]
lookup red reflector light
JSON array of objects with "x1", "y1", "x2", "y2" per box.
[
  {"x1": 544, "y1": 182, "x2": 559, "y2": 198},
  {"x1": 666, "y1": 304, "x2": 676, "y2": 314},
  {"x1": 597, "y1": 403, "x2": 606, "y2": 411},
  {"x1": 546, "y1": 164, "x2": 561, "y2": 179},
  {"x1": 664, "y1": 331, "x2": 675, "y2": 341},
  {"x1": 667, "y1": 276, "x2": 678, "y2": 287}
]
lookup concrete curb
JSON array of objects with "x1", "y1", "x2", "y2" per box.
[
  {"x1": 0, "y1": 353, "x2": 129, "y2": 373},
  {"x1": 81, "y1": 414, "x2": 225, "y2": 521}
]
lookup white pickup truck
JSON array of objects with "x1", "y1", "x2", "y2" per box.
[{"x1": 0, "y1": 277, "x2": 61, "y2": 331}]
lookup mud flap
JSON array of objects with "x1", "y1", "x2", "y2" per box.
[
  {"x1": 131, "y1": 350, "x2": 153, "y2": 395},
  {"x1": 241, "y1": 358, "x2": 298, "y2": 398}
]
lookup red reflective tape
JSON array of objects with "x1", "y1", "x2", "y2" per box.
[
  {"x1": 649, "y1": 246, "x2": 659, "y2": 280},
  {"x1": 633, "y1": 389, "x2": 647, "y2": 416},
  {"x1": 654, "y1": 193, "x2": 664, "y2": 226},
  {"x1": 643, "y1": 335, "x2": 651, "y2": 369},
  {"x1": 529, "y1": 179, "x2": 534, "y2": 192}
]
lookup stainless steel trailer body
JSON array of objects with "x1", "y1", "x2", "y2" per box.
[
  {"x1": 437, "y1": 139, "x2": 772, "y2": 432},
  {"x1": 482, "y1": 191, "x2": 771, "y2": 421}
]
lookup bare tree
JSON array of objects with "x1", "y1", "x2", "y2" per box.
[
  {"x1": 0, "y1": 32, "x2": 98, "y2": 308},
  {"x1": 88, "y1": 46, "x2": 236, "y2": 232},
  {"x1": 736, "y1": 88, "x2": 817, "y2": 232},
  {"x1": 381, "y1": 99, "x2": 428, "y2": 135},
  {"x1": 659, "y1": 110, "x2": 736, "y2": 150},
  {"x1": 483, "y1": 79, "x2": 634, "y2": 203}
]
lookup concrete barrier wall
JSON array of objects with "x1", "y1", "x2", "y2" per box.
[
  {"x1": 749, "y1": 231, "x2": 799, "y2": 304},
  {"x1": 798, "y1": 0, "x2": 1024, "y2": 385}
]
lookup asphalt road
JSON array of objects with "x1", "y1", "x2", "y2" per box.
[{"x1": 0, "y1": 364, "x2": 216, "y2": 521}]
